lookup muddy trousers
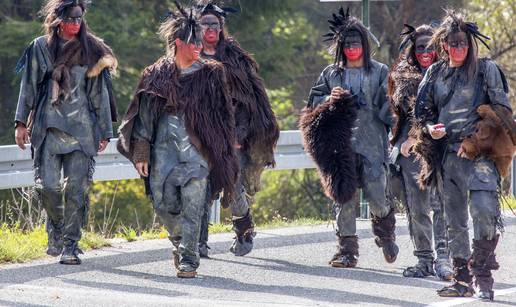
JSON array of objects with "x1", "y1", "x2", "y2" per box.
[
  {"x1": 399, "y1": 154, "x2": 449, "y2": 260},
  {"x1": 335, "y1": 154, "x2": 392, "y2": 236},
  {"x1": 35, "y1": 147, "x2": 91, "y2": 245},
  {"x1": 154, "y1": 177, "x2": 208, "y2": 269},
  {"x1": 442, "y1": 153, "x2": 500, "y2": 260}
]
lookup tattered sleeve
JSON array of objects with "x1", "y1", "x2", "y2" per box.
[
  {"x1": 130, "y1": 93, "x2": 161, "y2": 163},
  {"x1": 307, "y1": 68, "x2": 331, "y2": 108},
  {"x1": 377, "y1": 64, "x2": 393, "y2": 127},
  {"x1": 485, "y1": 60, "x2": 512, "y2": 112},
  {"x1": 14, "y1": 40, "x2": 46, "y2": 126},
  {"x1": 89, "y1": 70, "x2": 114, "y2": 140}
]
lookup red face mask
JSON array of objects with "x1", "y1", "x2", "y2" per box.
[
  {"x1": 449, "y1": 47, "x2": 468, "y2": 64},
  {"x1": 203, "y1": 29, "x2": 219, "y2": 45},
  {"x1": 60, "y1": 22, "x2": 81, "y2": 36},
  {"x1": 344, "y1": 47, "x2": 363, "y2": 61},
  {"x1": 416, "y1": 51, "x2": 436, "y2": 69}
]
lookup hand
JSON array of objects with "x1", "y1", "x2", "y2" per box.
[
  {"x1": 428, "y1": 123, "x2": 446, "y2": 140},
  {"x1": 457, "y1": 146, "x2": 467, "y2": 159},
  {"x1": 15, "y1": 123, "x2": 30, "y2": 150},
  {"x1": 400, "y1": 137, "x2": 416, "y2": 157},
  {"x1": 135, "y1": 162, "x2": 149, "y2": 177},
  {"x1": 330, "y1": 87, "x2": 347, "y2": 102},
  {"x1": 98, "y1": 139, "x2": 109, "y2": 153},
  {"x1": 234, "y1": 143, "x2": 242, "y2": 149}
]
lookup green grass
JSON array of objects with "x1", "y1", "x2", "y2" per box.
[
  {"x1": 501, "y1": 196, "x2": 516, "y2": 212},
  {"x1": 0, "y1": 217, "x2": 326, "y2": 265},
  {"x1": 257, "y1": 217, "x2": 327, "y2": 229},
  {"x1": 0, "y1": 224, "x2": 110, "y2": 264},
  {"x1": 0, "y1": 224, "x2": 47, "y2": 264}
]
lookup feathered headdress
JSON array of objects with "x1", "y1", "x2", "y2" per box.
[
  {"x1": 160, "y1": 1, "x2": 201, "y2": 47},
  {"x1": 55, "y1": 0, "x2": 91, "y2": 18},
  {"x1": 323, "y1": 7, "x2": 380, "y2": 47},
  {"x1": 398, "y1": 24, "x2": 417, "y2": 53},
  {"x1": 196, "y1": 0, "x2": 238, "y2": 20},
  {"x1": 323, "y1": 7, "x2": 379, "y2": 70},
  {"x1": 434, "y1": 9, "x2": 491, "y2": 50}
]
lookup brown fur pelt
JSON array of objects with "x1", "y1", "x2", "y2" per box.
[
  {"x1": 459, "y1": 104, "x2": 516, "y2": 178},
  {"x1": 117, "y1": 57, "x2": 239, "y2": 198},
  {"x1": 299, "y1": 93, "x2": 358, "y2": 204},
  {"x1": 216, "y1": 38, "x2": 280, "y2": 196},
  {"x1": 387, "y1": 59, "x2": 423, "y2": 145},
  {"x1": 48, "y1": 33, "x2": 117, "y2": 106},
  {"x1": 216, "y1": 38, "x2": 279, "y2": 162}
]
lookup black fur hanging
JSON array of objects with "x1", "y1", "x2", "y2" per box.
[{"x1": 300, "y1": 93, "x2": 359, "y2": 204}]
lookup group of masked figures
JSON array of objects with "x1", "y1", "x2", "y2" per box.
[{"x1": 13, "y1": 0, "x2": 514, "y2": 301}]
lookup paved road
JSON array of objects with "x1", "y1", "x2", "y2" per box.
[{"x1": 1, "y1": 214, "x2": 515, "y2": 307}]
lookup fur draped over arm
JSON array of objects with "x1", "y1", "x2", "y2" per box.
[
  {"x1": 299, "y1": 92, "x2": 358, "y2": 204},
  {"x1": 216, "y1": 38, "x2": 279, "y2": 161}
]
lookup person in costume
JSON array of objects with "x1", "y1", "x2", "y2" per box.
[
  {"x1": 195, "y1": 1, "x2": 280, "y2": 257},
  {"x1": 414, "y1": 9, "x2": 514, "y2": 300},
  {"x1": 14, "y1": 0, "x2": 117, "y2": 265},
  {"x1": 387, "y1": 24, "x2": 453, "y2": 280},
  {"x1": 117, "y1": 2, "x2": 238, "y2": 278},
  {"x1": 301, "y1": 7, "x2": 398, "y2": 269}
]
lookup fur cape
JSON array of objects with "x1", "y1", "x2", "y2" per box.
[
  {"x1": 459, "y1": 104, "x2": 516, "y2": 178},
  {"x1": 47, "y1": 33, "x2": 118, "y2": 120},
  {"x1": 387, "y1": 59, "x2": 423, "y2": 145},
  {"x1": 215, "y1": 38, "x2": 280, "y2": 196},
  {"x1": 299, "y1": 93, "x2": 358, "y2": 204},
  {"x1": 117, "y1": 57, "x2": 239, "y2": 198}
]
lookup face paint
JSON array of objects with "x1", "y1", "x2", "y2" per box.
[
  {"x1": 200, "y1": 14, "x2": 221, "y2": 45},
  {"x1": 343, "y1": 34, "x2": 363, "y2": 61},
  {"x1": 59, "y1": 6, "x2": 83, "y2": 36},
  {"x1": 414, "y1": 35, "x2": 436, "y2": 69},
  {"x1": 178, "y1": 39, "x2": 203, "y2": 61},
  {"x1": 446, "y1": 32, "x2": 469, "y2": 65}
]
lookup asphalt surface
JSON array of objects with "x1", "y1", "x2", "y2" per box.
[{"x1": 0, "y1": 214, "x2": 515, "y2": 307}]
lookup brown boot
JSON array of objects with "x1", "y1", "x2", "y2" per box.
[
  {"x1": 437, "y1": 258, "x2": 474, "y2": 297},
  {"x1": 372, "y1": 209, "x2": 399, "y2": 263},
  {"x1": 329, "y1": 235, "x2": 359, "y2": 268},
  {"x1": 469, "y1": 234, "x2": 500, "y2": 301}
]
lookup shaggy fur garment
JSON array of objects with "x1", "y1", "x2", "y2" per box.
[
  {"x1": 117, "y1": 57, "x2": 239, "y2": 199},
  {"x1": 459, "y1": 104, "x2": 516, "y2": 178},
  {"x1": 216, "y1": 38, "x2": 280, "y2": 196},
  {"x1": 299, "y1": 93, "x2": 358, "y2": 204},
  {"x1": 387, "y1": 59, "x2": 423, "y2": 145}
]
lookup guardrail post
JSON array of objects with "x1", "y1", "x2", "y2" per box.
[
  {"x1": 359, "y1": 189, "x2": 369, "y2": 218},
  {"x1": 210, "y1": 199, "x2": 221, "y2": 224}
]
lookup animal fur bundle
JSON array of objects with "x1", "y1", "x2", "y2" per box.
[
  {"x1": 459, "y1": 104, "x2": 516, "y2": 178},
  {"x1": 299, "y1": 93, "x2": 358, "y2": 204}
]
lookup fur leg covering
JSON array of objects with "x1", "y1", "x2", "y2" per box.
[
  {"x1": 372, "y1": 209, "x2": 399, "y2": 263},
  {"x1": 330, "y1": 235, "x2": 359, "y2": 268},
  {"x1": 299, "y1": 93, "x2": 358, "y2": 204},
  {"x1": 469, "y1": 234, "x2": 500, "y2": 300}
]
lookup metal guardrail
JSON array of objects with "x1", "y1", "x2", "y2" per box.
[{"x1": 0, "y1": 130, "x2": 315, "y2": 190}]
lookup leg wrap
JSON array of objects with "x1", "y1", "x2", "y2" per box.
[
  {"x1": 469, "y1": 234, "x2": 500, "y2": 292},
  {"x1": 372, "y1": 208, "x2": 396, "y2": 244}
]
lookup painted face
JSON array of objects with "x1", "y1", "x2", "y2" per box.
[
  {"x1": 59, "y1": 6, "x2": 83, "y2": 36},
  {"x1": 177, "y1": 39, "x2": 203, "y2": 61},
  {"x1": 343, "y1": 34, "x2": 363, "y2": 61},
  {"x1": 445, "y1": 31, "x2": 469, "y2": 65},
  {"x1": 414, "y1": 35, "x2": 436, "y2": 69},
  {"x1": 200, "y1": 14, "x2": 221, "y2": 45}
]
